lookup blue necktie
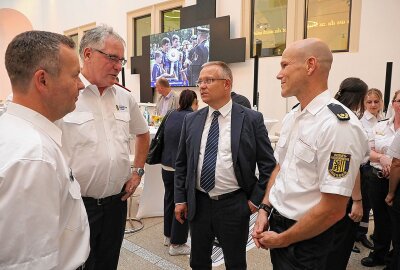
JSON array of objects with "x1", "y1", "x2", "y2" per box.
[{"x1": 200, "y1": 110, "x2": 220, "y2": 192}]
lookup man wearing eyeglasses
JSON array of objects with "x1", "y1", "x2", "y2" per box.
[
  {"x1": 57, "y1": 25, "x2": 150, "y2": 270},
  {"x1": 174, "y1": 61, "x2": 276, "y2": 269}
]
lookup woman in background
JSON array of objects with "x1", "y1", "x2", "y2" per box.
[
  {"x1": 326, "y1": 77, "x2": 368, "y2": 270},
  {"x1": 160, "y1": 89, "x2": 198, "y2": 256}
]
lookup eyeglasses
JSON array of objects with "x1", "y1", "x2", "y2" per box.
[
  {"x1": 196, "y1": 78, "x2": 226, "y2": 87},
  {"x1": 392, "y1": 99, "x2": 400, "y2": 103},
  {"x1": 93, "y1": 48, "x2": 127, "y2": 66}
]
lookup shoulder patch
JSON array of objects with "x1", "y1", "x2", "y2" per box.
[
  {"x1": 292, "y1": 103, "x2": 300, "y2": 110},
  {"x1": 327, "y1": 103, "x2": 350, "y2": 121},
  {"x1": 328, "y1": 152, "x2": 351, "y2": 178}
]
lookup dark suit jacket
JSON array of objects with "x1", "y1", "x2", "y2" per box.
[{"x1": 174, "y1": 102, "x2": 276, "y2": 221}]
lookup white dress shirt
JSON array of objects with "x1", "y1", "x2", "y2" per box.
[
  {"x1": 196, "y1": 100, "x2": 239, "y2": 196},
  {"x1": 388, "y1": 130, "x2": 400, "y2": 159},
  {"x1": 0, "y1": 103, "x2": 90, "y2": 270},
  {"x1": 269, "y1": 91, "x2": 369, "y2": 220},
  {"x1": 370, "y1": 117, "x2": 396, "y2": 170},
  {"x1": 360, "y1": 110, "x2": 383, "y2": 141},
  {"x1": 57, "y1": 75, "x2": 149, "y2": 198}
]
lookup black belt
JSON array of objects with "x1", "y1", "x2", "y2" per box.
[
  {"x1": 197, "y1": 189, "x2": 243, "y2": 201},
  {"x1": 371, "y1": 167, "x2": 388, "y2": 179},
  {"x1": 82, "y1": 191, "x2": 125, "y2": 206},
  {"x1": 270, "y1": 207, "x2": 296, "y2": 227}
]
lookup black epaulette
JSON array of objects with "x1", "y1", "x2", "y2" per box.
[
  {"x1": 327, "y1": 103, "x2": 350, "y2": 121},
  {"x1": 378, "y1": 118, "x2": 389, "y2": 122},
  {"x1": 292, "y1": 103, "x2": 300, "y2": 110}
]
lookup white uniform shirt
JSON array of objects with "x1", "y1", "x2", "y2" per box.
[
  {"x1": 269, "y1": 91, "x2": 369, "y2": 221},
  {"x1": 388, "y1": 130, "x2": 400, "y2": 159},
  {"x1": 0, "y1": 103, "x2": 90, "y2": 270},
  {"x1": 370, "y1": 117, "x2": 396, "y2": 170},
  {"x1": 196, "y1": 100, "x2": 239, "y2": 196},
  {"x1": 57, "y1": 75, "x2": 149, "y2": 198},
  {"x1": 360, "y1": 110, "x2": 382, "y2": 141}
]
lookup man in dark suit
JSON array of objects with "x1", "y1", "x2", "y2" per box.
[{"x1": 174, "y1": 61, "x2": 276, "y2": 269}]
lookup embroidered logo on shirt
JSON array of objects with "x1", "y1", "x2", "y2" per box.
[
  {"x1": 116, "y1": 105, "x2": 127, "y2": 111},
  {"x1": 328, "y1": 152, "x2": 351, "y2": 178}
]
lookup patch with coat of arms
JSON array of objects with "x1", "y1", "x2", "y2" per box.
[{"x1": 328, "y1": 152, "x2": 351, "y2": 178}]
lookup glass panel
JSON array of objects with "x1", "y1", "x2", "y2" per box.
[
  {"x1": 134, "y1": 15, "x2": 151, "y2": 56},
  {"x1": 305, "y1": 0, "x2": 351, "y2": 51},
  {"x1": 69, "y1": 34, "x2": 79, "y2": 55},
  {"x1": 162, "y1": 8, "x2": 181, "y2": 33},
  {"x1": 251, "y1": 0, "x2": 288, "y2": 57}
]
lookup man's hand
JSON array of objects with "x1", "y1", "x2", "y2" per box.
[
  {"x1": 257, "y1": 231, "x2": 289, "y2": 249},
  {"x1": 386, "y1": 192, "x2": 395, "y2": 206},
  {"x1": 175, "y1": 203, "x2": 188, "y2": 224},
  {"x1": 348, "y1": 200, "x2": 363, "y2": 222},
  {"x1": 248, "y1": 200, "x2": 258, "y2": 214},
  {"x1": 121, "y1": 173, "x2": 141, "y2": 201},
  {"x1": 252, "y1": 209, "x2": 269, "y2": 248}
]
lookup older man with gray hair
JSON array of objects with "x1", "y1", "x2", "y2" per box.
[{"x1": 57, "y1": 25, "x2": 150, "y2": 270}]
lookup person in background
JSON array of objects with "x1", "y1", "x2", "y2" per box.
[
  {"x1": 356, "y1": 88, "x2": 385, "y2": 251},
  {"x1": 155, "y1": 77, "x2": 179, "y2": 116},
  {"x1": 57, "y1": 25, "x2": 150, "y2": 270},
  {"x1": 0, "y1": 30, "x2": 89, "y2": 269},
  {"x1": 252, "y1": 39, "x2": 368, "y2": 269},
  {"x1": 325, "y1": 77, "x2": 368, "y2": 270},
  {"x1": 161, "y1": 89, "x2": 198, "y2": 256},
  {"x1": 361, "y1": 90, "x2": 400, "y2": 268},
  {"x1": 231, "y1": 91, "x2": 251, "y2": 109},
  {"x1": 386, "y1": 128, "x2": 400, "y2": 270},
  {"x1": 174, "y1": 61, "x2": 276, "y2": 269}
]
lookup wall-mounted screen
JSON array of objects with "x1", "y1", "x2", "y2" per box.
[{"x1": 150, "y1": 24, "x2": 210, "y2": 87}]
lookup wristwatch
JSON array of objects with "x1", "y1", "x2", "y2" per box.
[
  {"x1": 132, "y1": 167, "x2": 145, "y2": 177},
  {"x1": 258, "y1": 203, "x2": 272, "y2": 215}
]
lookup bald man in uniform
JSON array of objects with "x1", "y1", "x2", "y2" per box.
[{"x1": 252, "y1": 39, "x2": 368, "y2": 269}]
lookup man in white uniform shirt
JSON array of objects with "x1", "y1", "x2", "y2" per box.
[
  {"x1": 155, "y1": 77, "x2": 178, "y2": 116},
  {"x1": 57, "y1": 25, "x2": 150, "y2": 270},
  {"x1": 0, "y1": 31, "x2": 89, "y2": 269},
  {"x1": 252, "y1": 39, "x2": 368, "y2": 269}
]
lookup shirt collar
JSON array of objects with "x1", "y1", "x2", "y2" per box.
[
  {"x1": 164, "y1": 91, "x2": 173, "y2": 100},
  {"x1": 6, "y1": 103, "x2": 62, "y2": 147},
  {"x1": 302, "y1": 90, "x2": 331, "y2": 116},
  {"x1": 79, "y1": 74, "x2": 116, "y2": 96},
  {"x1": 363, "y1": 110, "x2": 375, "y2": 120},
  {"x1": 208, "y1": 99, "x2": 232, "y2": 118}
]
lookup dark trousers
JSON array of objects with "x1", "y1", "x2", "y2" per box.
[
  {"x1": 357, "y1": 166, "x2": 372, "y2": 237},
  {"x1": 325, "y1": 202, "x2": 358, "y2": 270},
  {"x1": 162, "y1": 169, "x2": 189, "y2": 245},
  {"x1": 190, "y1": 190, "x2": 250, "y2": 270},
  {"x1": 367, "y1": 169, "x2": 392, "y2": 262},
  {"x1": 83, "y1": 194, "x2": 127, "y2": 270},
  {"x1": 270, "y1": 210, "x2": 335, "y2": 270}
]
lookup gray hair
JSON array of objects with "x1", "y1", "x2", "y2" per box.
[
  {"x1": 202, "y1": 61, "x2": 233, "y2": 87},
  {"x1": 79, "y1": 25, "x2": 125, "y2": 60},
  {"x1": 5, "y1": 30, "x2": 75, "y2": 91}
]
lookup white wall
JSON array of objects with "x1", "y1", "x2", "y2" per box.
[{"x1": 0, "y1": 0, "x2": 399, "y2": 134}]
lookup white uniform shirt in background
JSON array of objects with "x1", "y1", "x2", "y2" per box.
[
  {"x1": 269, "y1": 91, "x2": 369, "y2": 221},
  {"x1": 196, "y1": 100, "x2": 240, "y2": 196},
  {"x1": 0, "y1": 103, "x2": 90, "y2": 270},
  {"x1": 57, "y1": 75, "x2": 149, "y2": 199},
  {"x1": 388, "y1": 130, "x2": 400, "y2": 159},
  {"x1": 370, "y1": 117, "x2": 396, "y2": 170},
  {"x1": 360, "y1": 110, "x2": 383, "y2": 141}
]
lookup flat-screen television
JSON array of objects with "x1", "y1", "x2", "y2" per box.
[{"x1": 150, "y1": 24, "x2": 210, "y2": 87}]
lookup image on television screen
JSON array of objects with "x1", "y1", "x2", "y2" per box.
[{"x1": 150, "y1": 24, "x2": 210, "y2": 87}]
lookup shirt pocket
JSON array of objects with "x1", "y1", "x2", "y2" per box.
[
  {"x1": 294, "y1": 140, "x2": 317, "y2": 185},
  {"x1": 63, "y1": 112, "x2": 97, "y2": 147},
  {"x1": 275, "y1": 136, "x2": 288, "y2": 164},
  {"x1": 114, "y1": 111, "x2": 131, "y2": 142},
  {"x1": 66, "y1": 180, "x2": 83, "y2": 231}
]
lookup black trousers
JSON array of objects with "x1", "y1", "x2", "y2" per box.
[
  {"x1": 389, "y1": 187, "x2": 400, "y2": 270},
  {"x1": 270, "y1": 210, "x2": 335, "y2": 270},
  {"x1": 190, "y1": 190, "x2": 250, "y2": 270},
  {"x1": 325, "y1": 202, "x2": 358, "y2": 270},
  {"x1": 357, "y1": 166, "x2": 372, "y2": 237},
  {"x1": 83, "y1": 194, "x2": 127, "y2": 270},
  {"x1": 161, "y1": 169, "x2": 189, "y2": 245},
  {"x1": 367, "y1": 169, "x2": 392, "y2": 262}
]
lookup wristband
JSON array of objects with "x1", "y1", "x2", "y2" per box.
[{"x1": 258, "y1": 203, "x2": 272, "y2": 215}]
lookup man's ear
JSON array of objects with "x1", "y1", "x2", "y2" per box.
[
  {"x1": 33, "y1": 69, "x2": 50, "y2": 95},
  {"x1": 306, "y1": 57, "x2": 317, "y2": 75},
  {"x1": 83, "y1": 47, "x2": 92, "y2": 61}
]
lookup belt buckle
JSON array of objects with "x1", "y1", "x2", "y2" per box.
[{"x1": 97, "y1": 198, "x2": 104, "y2": 205}]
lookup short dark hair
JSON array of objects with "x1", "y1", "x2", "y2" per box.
[
  {"x1": 334, "y1": 77, "x2": 368, "y2": 116},
  {"x1": 5, "y1": 30, "x2": 75, "y2": 91},
  {"x1": 178, "y1": 89, "x2": 197, "y2": 111},
  {"x1": 161, "y1": 37, "x2": 170, "y2": 46},
  {"x1": 156, "y1": 77, "x2": 170, "y2": 88}
]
